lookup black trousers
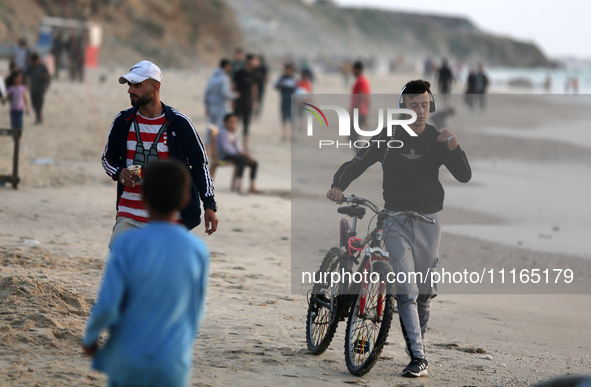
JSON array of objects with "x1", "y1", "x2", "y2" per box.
[
  {"x1": 224, "y1": 154, "x2": 258, "y2": 180},
  {"x1": 31, "y1": 92, "x2": 45, "y2": 122},
  {"x1": 234, "y1": 105, "x2": 252, "y2": 136}
]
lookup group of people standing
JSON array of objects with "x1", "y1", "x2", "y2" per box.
[
  {"x1": 430, "y1": 58, "x2": 489, "y2": 111},
  {"x1": 203, "y1": 49, "x2": 316, "y2": 193},
  {"x1": 50, "y1": 29, "x2": 86, "y2": 82},
  {"x1": 0, "y1": 38, "x2": 51, "y2": 129},
  {"x1": 203, "y1": 49, "x2": 268, "y2": 194}
]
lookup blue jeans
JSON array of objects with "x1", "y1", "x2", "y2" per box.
[{"x1": 10, "y1": 110, "x2": 23, "y2": 130}]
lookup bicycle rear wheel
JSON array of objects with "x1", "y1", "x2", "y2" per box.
[
  {"x1": 306, "y1": 248, "x2": 345, "y2": 355},
  {"x1": 344, "y1": 260, "x2": 395, "y2": 376}
]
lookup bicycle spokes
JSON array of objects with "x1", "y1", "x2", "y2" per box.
[
  {"x1": 311, "y1": 305, "x2": 331, "y2": 346},
  {"x1": 306, "y1": 249, "x2": 344, "y2": 355},
  {"x1": 348, "y1": 281, "x2": 386, "y2": 365}
]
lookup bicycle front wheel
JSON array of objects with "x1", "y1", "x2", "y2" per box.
[
  {"x1": 306, "y1": 248, "x2": 344, "y2": 355},
  {"x1": 344, "y1": 260, "x2": 395, "y2": 376}
]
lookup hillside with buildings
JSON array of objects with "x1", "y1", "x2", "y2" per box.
[{"x1": 0, "y1": 0, "x2": 552, "y2": 68}]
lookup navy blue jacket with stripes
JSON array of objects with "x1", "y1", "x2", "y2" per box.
[{"x1": 101, "y1": 102, "x2": 215, "y2": 230}]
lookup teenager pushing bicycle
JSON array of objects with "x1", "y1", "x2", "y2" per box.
[{"x1": 326, "y1": 79, "x2": 471, "y2": 378}]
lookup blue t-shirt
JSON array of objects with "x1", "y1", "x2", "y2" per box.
[{"x1": 83, "y1": 222, "x2": 209, "y2": 387}]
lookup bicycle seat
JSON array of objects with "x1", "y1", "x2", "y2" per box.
[{"x1": 337, "y1": 205, "x2": 366, "y2": 219}]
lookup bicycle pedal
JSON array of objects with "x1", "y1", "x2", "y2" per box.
[{"x1": 354, "y1": 338, "x2": 370, "y2": 354}]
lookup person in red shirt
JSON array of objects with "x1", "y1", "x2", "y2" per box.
[
  {"x1": 292, "y1": 71, "x2": 314, "y2": 136},
  {"x1": 297, "y1": 71, "x2": 312, "y2": 94},
  {"x1": 350, "y1": 61, "x2": 370, "y2": 143}
]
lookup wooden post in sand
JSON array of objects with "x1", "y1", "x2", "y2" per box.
[{"x1": 0, "y1": 128, "x2": 21, "y2": 189}]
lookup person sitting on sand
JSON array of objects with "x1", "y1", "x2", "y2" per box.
[
  {"x1": 82, "y1": 160, "x2": 210, "y2": 387},
  {"x1": 216, "y1": 113, "x2": 261, "y2": 194}
]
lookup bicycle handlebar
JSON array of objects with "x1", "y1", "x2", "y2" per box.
[
  {"x1": 342, "y1": 195, "x2": 380, "y2": 213},
  {"x1": 342, "y1": 195, "x2": 436, "y2": 224}
]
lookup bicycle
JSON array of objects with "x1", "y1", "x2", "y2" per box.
[{"x1": 305, "y1": 195, "x2": 435, "y2": 376}]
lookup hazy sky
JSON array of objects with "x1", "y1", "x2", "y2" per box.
[{"x1": 334, "y1": 0, "x2": 589, "y2": 59}]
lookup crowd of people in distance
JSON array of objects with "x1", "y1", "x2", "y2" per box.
[{"x1": 0, "y1": 33, "x2": 87, "y2": 130}]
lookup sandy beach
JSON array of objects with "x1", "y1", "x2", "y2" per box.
[{"x1": 1, "y1": 65, "x2": 590, "y2": 386}]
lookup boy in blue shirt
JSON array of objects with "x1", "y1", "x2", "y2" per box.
[{"x1": 82, "y1": 160, "x2": 210, "y2": 387}]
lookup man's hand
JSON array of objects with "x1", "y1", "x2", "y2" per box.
[
  {"x1": 204, "y1": 209, "x2": 218, "y2": 235},
  {"x1": 82, "y1": 342, "x2": 98, "y2": 357},
  {"x1": 437, "y1": 129, "x2": 459, "y2": 151},
  {"x1": 326, "y1": 187, "x2": 344, "y2": 204},
  {"x1": 119, "y1": 167, "x2": 136, "y2": 187}
]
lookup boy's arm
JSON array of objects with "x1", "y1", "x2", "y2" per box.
[
  {"x1": 193, "y1": 243, "x2": 210, "y2": 333},
  {"x1": 252, "y1": 82, "x2": 258, "y2": 103},
  {"x1": 438, "y1": 131, "x2": 471, "y2": 183},
  {"x1": 442, "y1": 146, "x2": 471, "y2": 183},
  {"x1": 235, "y1": 136, "x2": 244, "y2": 155},
  {"x1": 82, "y1": 247, "x2": 127, "y2": 351},
  {"x1": 331, "y1": 132, "x2": 385, "y2": 191}
]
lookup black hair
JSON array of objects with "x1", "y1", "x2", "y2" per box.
[
  {"x1": 29, "y1": 53, "x2": 40, "y2": 63},
  {"x1": 401, "y1": 79, "x2": 431, "y2": 95},
  {"x1": 223, "y1": 112, "x2": 237, "y2": 123},
  {"x1": 353, "y1": 60, "x2": 364, "y2": 71},
  {"x1": 220, "y1": 58, "x2": 230, "y2": 68},
  {"x1": 142, "y1": 160, "x2": 191, "y2": 215},
  {"x1": 245, "y1": 53, "x2": 254, "y2": 61}
]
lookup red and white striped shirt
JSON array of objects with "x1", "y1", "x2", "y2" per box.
[{"x1": 117, "y1": 113, "x2": 170, "y2": 222}]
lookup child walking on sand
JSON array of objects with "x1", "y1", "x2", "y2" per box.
[
  {"x1": 82, "y1": 160, "x2": 210, "y2": 387},
  {"x1": 6, "y1": 70, "x2": 29, "y2": 130}
]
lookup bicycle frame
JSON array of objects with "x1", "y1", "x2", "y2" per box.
[
  {"x1": 335, "y1": 195, "x2": 434, "y2": 312},
  {"x1": 340, "y1": 207, "x2": 390, "y2": 317}
]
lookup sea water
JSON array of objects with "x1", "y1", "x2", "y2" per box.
[{"x1": 486, "y1": 63, "x2": 591, "y2": 94}]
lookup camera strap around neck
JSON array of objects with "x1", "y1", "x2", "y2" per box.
[{"x1": 133, "y1": 116, "x2": 168, "y2": 152}]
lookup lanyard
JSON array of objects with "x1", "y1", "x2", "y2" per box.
[{"x1": 132, "y1": 117, "x2": 168, "y2": 166}]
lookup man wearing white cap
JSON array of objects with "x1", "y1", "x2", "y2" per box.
[{"x1": 102, "y1": 60, "x2": 218, "y2": 246}]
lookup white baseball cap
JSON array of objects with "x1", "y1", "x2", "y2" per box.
[{"x1": 119, "y1": 61, "x2": 162, "y2": 84}]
